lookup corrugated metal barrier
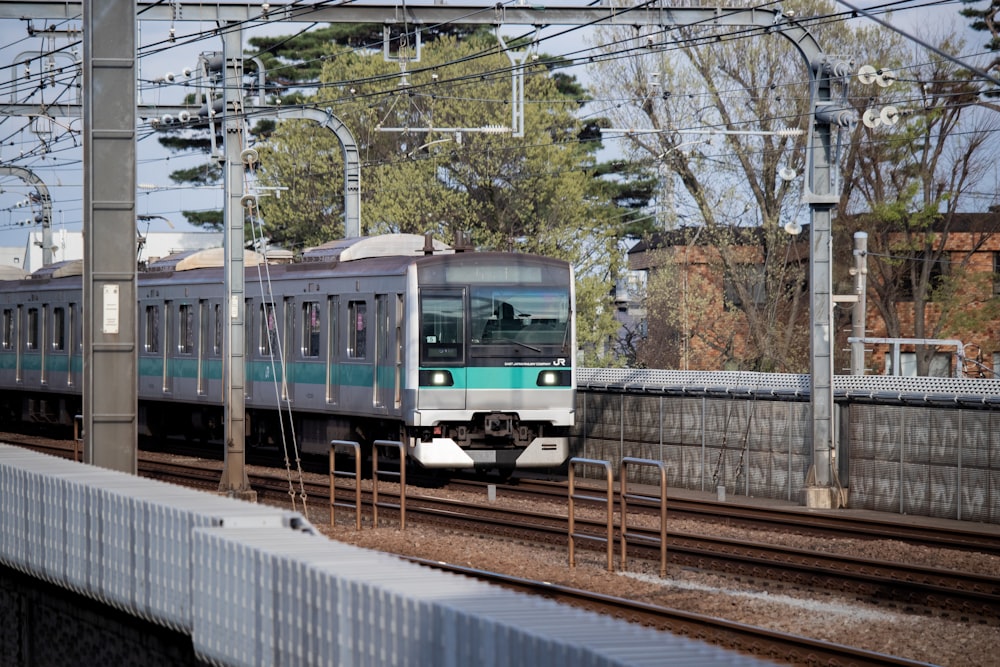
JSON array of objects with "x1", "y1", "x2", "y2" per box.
[{"x1": 576, "y1": 368, "x2": 1000, "y2": 524}]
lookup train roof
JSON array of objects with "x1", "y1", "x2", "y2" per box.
[
  {"x1": 30, "y1": 259, "x2": 82, "y2": 279},
  {"x1": 0, "y1": 265, "x2": 28, "y2": 280},
  {"x1": 301, "y1": 234, "x2": 452, "y2": 262},
  {"x1": 144, "y1": 247, "x2": 268, "y2": 272}
]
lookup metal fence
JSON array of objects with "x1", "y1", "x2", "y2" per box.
[
  {"x1": 848, "y1": 404, "x2": 999, "y2": 523},
  {"x1": 574, "y1": 369, "x2": 1000, "y2": 525}
]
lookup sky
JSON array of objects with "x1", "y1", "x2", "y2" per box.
[{"x1": 0, "y1": 1, "x2": 990, "y2": 255}]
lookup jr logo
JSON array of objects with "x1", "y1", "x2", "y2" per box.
[{"x1": 553, "y1": 358, "x2": 567, "y2": 366}]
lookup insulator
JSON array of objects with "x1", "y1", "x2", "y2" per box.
[{"x1": 240, "y1": 148, "x2": 259, "y2": 167}]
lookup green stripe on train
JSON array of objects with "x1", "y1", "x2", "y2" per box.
[
  {"x1": 137, "y1": 357, "x2": 398, "y2": 389},
  {"x1": 0, "y1": 353, "x2": 75, "y2": 373}
]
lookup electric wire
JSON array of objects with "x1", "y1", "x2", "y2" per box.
[{"x1": 3, "y1": 3, "x2": 996, "y2": 237}]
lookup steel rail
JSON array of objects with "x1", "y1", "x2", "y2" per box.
[
  {"x1": 451, "y1": 477, "x2": 1000, "y2": 557},
  {"x1": 403, "y1": 557, "x2": 934, "y2": 667}
]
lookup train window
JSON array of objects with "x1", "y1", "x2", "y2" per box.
[
  {"x1": 260, "y1": 302, "x2": 278, "y2": 356},
  {"x1": 26, "y1": 308, "x2": 39, "y2": 350},
  {"x1": 302, "y1": 301, "x2": 321, "y2": 358},
  {"x1": 144, "y1": 305, "x2": 160, "y2": 353},
  {"x1": 419, "y1": 291, "x2": 464, "y2": 363},
  {"x1": 179, "y1": 304, "x2": 194, "y2": 354},
  {"x1": 2, "y1": 309, "x2": 12, "y2": 350},
  {"x1": 472, "y1": 287, "x2": 570, "y2": 347},
  {"x1": 52, "y1": 307, "x2": 65, "y2": 351},
  {"x1": 348, "y1": 300, "x2": 366, "y2": 359}
]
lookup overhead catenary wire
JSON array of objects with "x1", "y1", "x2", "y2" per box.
[{"x1": 3, "y1": 3, "x2": 996, "y2": 235}]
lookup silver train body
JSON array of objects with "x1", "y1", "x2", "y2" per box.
[{"x1": 0, "y1": 234, "x2": 576, "y2": 471}]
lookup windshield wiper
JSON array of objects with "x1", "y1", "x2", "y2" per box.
[{"x1": 493, "y1": 337, "x2": 542, "y2": 353}]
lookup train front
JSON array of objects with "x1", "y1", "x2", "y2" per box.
[{"x1": 406, "y1": 252, "x2": 575, "y2": 471}]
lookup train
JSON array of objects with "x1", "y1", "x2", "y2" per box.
[{"x1": 0, "y1": 233, "x2": 576, "y2": 472}]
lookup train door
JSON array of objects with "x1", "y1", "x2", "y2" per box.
[
  {"x1": 51, "y1": 305, "x2": 66, "y2": 386},
  {"x1": 15, "y1": 305, "x2": 22, "y2": 383},
  {"x1": 38, "y1": 305, "x2": 47, "y2": 386},
  {"x1": 24, "y1": 305, "x2": 40, "y2": 387},
  {"x1": 178, "y1": 303, "x2": 195, "y2": 396},
  {"x1": 373, "y1": 293, "x2": 391, "y2": 412},
  {"x1": 393, "y1": 294, "x2": 403, "y2": 410},
  {"x1": 346, "y1": 298, "x2": 368, "y2": 411},
  {"x1": 2, "y1": 308, "x2": 16, "y2": 386},
  {"x1": 282, "y1": 297, "x2": 293, "y2": 403},
  {"x1": 299, "y1": 298, "x2": 322, "y2": 403},
  {"x1": 417, "y1": 289, "x2": 466, "y2": 410},
  {"x1": 162, "y1": 300, "x2": 172, "y2": 394},
  {"x1": 244, "y1": 298, "x2": 254, "y2": 402},
  {"x1": 66, "y1": 303, "x2": 77, "y2": 387},
  {"x1": 198, "y1": 300, "x2": 208, "y2": 396},
  {"x1": 326, "y1": 295, "x2": 339, "y2": 405},
  {"x1": 210, "y1": 301, "x2": 223, "y2": 399}
]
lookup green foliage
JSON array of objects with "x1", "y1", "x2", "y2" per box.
[
  {"x1": 575, "y1": 274, "x2": 626, "y2": 367},
  {"x1": 170, "y1": 163, "x2": 222, "y2": 187},
  {"x1": 158, "y1": 135, "x2": 213, "y2": 153},
  {"x1": 252, "y1": 31, "x2": 640, "y2": 364},
  {"x1": 151, "y1": 23, "x2": 655, "y2": 366},
  {"x1": 960, "y1": 0, "x2": 1000, "y2": 52},
  {"x1": 181, "y1": 209, "x2": 224, "y2": 231},
  {"x1": 254, "y1": 119, "x2": 345, "y2": 249},
  {"x1": 170, "y1": 162, "x2": 224, "y2": 228},
  {"x1": 247, "y1": 24, "x2": 489, "y2": 90}
]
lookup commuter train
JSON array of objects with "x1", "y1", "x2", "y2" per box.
[{"x1": 0, "y1": 234, "x2": 576, "y2": 472}]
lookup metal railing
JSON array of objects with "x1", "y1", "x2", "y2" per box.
[
  {"x1": 372, "y1": 440, "x2": 407, "y2": 530},
  {"x1": 567, "y1": 458, "x2": 614, "y2": 572},
  {"x1": 329, "y1": 440, "x2": 362, "y2": 530},
  {"x1": 620, "y1": 458, "x2": 667, "y2": 578}
]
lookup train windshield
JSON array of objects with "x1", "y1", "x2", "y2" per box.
[
  {"x1": 471, "y1": 287, "x2": 570, "y2": 349},
  {"x1": 420, "y1": 290, "x2": 465, "y2": 364}
]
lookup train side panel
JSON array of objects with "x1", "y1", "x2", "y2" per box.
[{"x1": 0, "y1": 276, "x2": 83, "y2": 429}]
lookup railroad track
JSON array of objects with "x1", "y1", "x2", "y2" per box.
[
  {"x1": 234, "y1": 467, "x2": 1000, "y2": 627},
  {"x1": 404, "y1": 557, "x2": 932, "y2": 667},
  {"x1": 460, "y1": 477, "x2": 1000, "y2": 557}
]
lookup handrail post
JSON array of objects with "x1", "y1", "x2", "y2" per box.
[
  {"x1": 329, "y1": 440, "x2": 362, "y2": 530},
  {"x1": 620, "y1": 457, "x2": 668, "y2": 577},
  {"x1": 567, "y1": 457, "x2": 614, "y2": 572},
  {"x1": 372, "y1": 440, "x2": 407, "y2": 530}
]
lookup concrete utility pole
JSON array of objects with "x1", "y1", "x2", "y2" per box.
[
  {"x1": 82, "y1": 0, "x2": 138, "y2": 473},
  {"x1": 218, "y1": 25, "x2": 256, "y2": 501},
  {"x1": 805, "y1": 60, "x2": 854, "y2": 508}
]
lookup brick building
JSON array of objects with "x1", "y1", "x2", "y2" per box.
[{"x1": 625, "y1": 213, "x2": 1000, "y2": 377}]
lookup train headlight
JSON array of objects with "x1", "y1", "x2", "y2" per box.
[
  {"x1": 536, "y1": 370, "x2": 571, "y2": 387},
  {"x1": 419, "y1": 369, "x2": 454, "y2": 387}
]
